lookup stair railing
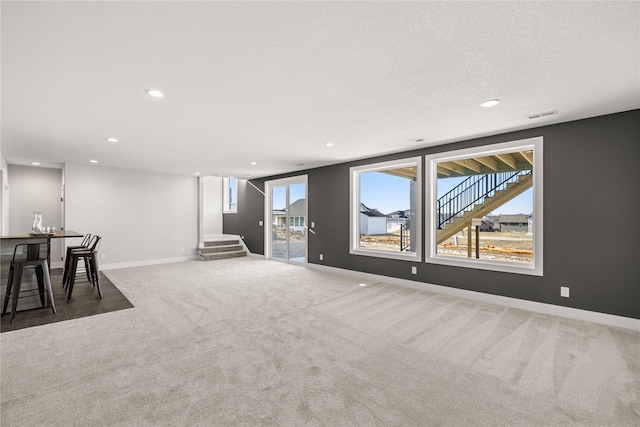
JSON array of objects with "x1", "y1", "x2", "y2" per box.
[
  {"x1": 400, "y1": 222, "x2": 411, "y2": 252},
  {"x1": 437, "y1": 170, "x2": 531, "y2": 229}
]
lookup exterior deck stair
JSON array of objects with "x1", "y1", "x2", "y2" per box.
[
  {"x1": 199, "y1": 239, "x2": 247, "y2": 261},
  {"x1": 437, "y1": 173, "x2": 533, "y2": 244}
]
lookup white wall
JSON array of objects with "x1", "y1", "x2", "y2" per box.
[
  {"x1": 202, "y1": 176, "x2": 223, "y2": 238},
  {"x1": 65, "y1": 164, "x2": 199, "y2": 268},
  {"x1": 0, "y1": 156, "x2": 8, "y2": 235},
  {"x1": 6, "y1": 165, "x2": 64, "y2": 265},
  {"x1": 360, "y1": 214, "x2": 387, "y2": 235},
  {"x1": 8, "y1": 165, "x2": 63, "y2": 233}
]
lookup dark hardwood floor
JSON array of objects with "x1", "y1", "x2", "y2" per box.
[{"x1": 1, "y1": 265, "x2": 133, "y2": 333}]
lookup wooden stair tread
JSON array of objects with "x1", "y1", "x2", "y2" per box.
[
  {"x1": 200, "y1": 245, "x2": 243, "y2": 254},
  {"x1": 200, "y1": 250, "x2": 247, "y2": 261},
  {"x1": 203, "y1": 240, "x2": 240, "y2": 247},
  {"x1": 199, "y1": 237, "x2": 247, "y2": 261}
]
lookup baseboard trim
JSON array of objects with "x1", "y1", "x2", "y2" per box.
[
  {"x1": 305, "y1": 263, "x2": 640, "y2": 331},
  {"x1": 100, "y1": 256, "x2": 198, "y2": 271}
]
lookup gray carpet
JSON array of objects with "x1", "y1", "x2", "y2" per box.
[{"x1": 1, "y1": 258, "x2": 638, "y2": 426}]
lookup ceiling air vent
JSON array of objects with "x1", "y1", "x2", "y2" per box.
[{"x1": 526, "y1": 110, "x2": 558, "y2": 119}]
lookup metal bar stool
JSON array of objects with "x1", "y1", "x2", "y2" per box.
[
  {"x1": 2, "y1": 242, "x2": 56, "y2": 323},
  {"x1": 63, "y1": 235, "x2": 99, "y2": 293},
  {"x1": 61, "y1": 233, "x2": 92, "y2": 286},
  {"x1": 65, "y1": 236, "x2": 102, "y2": 303}
]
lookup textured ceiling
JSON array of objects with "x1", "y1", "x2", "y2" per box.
[{"x1": 1, "y1": 1, "x2": 638, "y2": 178}]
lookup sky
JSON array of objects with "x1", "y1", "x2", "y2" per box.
[
  {"x1": 272, "y1": 182, "x2": 306, "y2": 210},
  {"x1": 360, "y1": 171, "x2": 411, "y2": 214}
]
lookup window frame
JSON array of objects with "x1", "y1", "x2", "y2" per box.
[
  {"x1": 223, "y1": 177, "x2": 237, "y2": 214},
  {"x1": 425, "y1": 137, "x2": 543, "y2": 276},
  {"x1": 350, "y1": 156, "x2": 422, "y2": 262}
]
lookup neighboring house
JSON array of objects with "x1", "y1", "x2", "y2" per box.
[
  {"x1": 481, "y1": 215, "x2": 501, "y2": 232},
  {"x1": 478, "y1": 218, "x2": 496, "y2": 232},
  {"x1": 497, "y1": 214, "x2": 530, "y2": 232},
  {"x1": 272, "y1": 208, "x2": 287, "y2": 229},
  {"x1": 273, "y1": 198, "x2": 306, "y2": 230},
  {"x1": 360, "y1": 203, "x2": 387, "y2": 235},
  {"x1": 387, "y1": 209, "x2": 410, "y2": 232}
]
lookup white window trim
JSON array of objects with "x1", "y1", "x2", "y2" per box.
[
  {"x1": 350, "y1": 156, "x2": 422, "y2": 262},
  {"x1": 223, "y1": 177, "x2": 237, "y2": 214},
  {"x1": 425, "y1": 137, "x2": 543, "y2": 276},
  {"x1": 264, "y1": 175, "x2": 308, "y2": 262}
]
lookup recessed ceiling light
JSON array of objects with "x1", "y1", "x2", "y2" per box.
[
  {"x1": 194, "y1": 172, "x2": 201, "y2": 175},
  {"x1": 325, "y1": 142, "x2": 334, "y2": 147},
  {"x1": 146, "y1": 89, "x2": 164, "y2": 98},
  {"x1": 31, "y1": 162, "x2": 41, "y2": 166},
  {"x1": 89, "y1": 160, "x2": 98, "y2": 164},
  {"x1": 480, "y1": 99, "x2": 500, "y2": 107},
  {"x1": 105, "y1": 137, "x2": 118, "y2": 143},
  {"x1": 250, "y1": 162, "x2": 257, "y2": 165}
]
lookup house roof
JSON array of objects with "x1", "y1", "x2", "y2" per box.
[
  {"x1": 498, "y1": 214, "x2": 530, "y2": 223},
  {"x1": 360, "y1": 203, "x2": 387, "y2": 218},
  {"x1": 387, "y1": 209, "x2": 410, "y2": 218},
  {"x1": 273, "y1": 198, "x2": 306, "y2": 216},
  {"x1": 287, "y1": 199, "x2": 306, "y2": 216}
]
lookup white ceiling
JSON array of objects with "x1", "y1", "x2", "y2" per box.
[{"x1": 2, "y1": 1, "x2": 638, "y2": 178}]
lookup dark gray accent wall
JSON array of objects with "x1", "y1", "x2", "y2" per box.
[
  {"x1": 223, "y1": 178, "x2": 266, "y2": 254},
  {"x1": 225, "y1": 110, "x2": 640, "y2": 319}
]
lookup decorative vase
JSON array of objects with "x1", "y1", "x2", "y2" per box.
[{"x1": 32, "y1": 211, "x2": 44, "y2": 233}]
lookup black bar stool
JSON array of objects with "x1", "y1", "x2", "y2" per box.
[
  {"x1": 65, "y1": 236, "x2": 102, "y2": 303},
  {"x1": 61, "y1": 233, "x2": 91, "y2": 286},
  {"x1": 63, "y1": 235, "x2": 99, "y2": 292},
  {"x1": 2, "y1": 242, "x2": 56, "y2": 323}
]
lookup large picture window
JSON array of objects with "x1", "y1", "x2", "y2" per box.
[
  {"x1": 223, "y1": 177, "x2": 237, "y2": 213},
  {"x1": 350, "y1": 157, "x2": 421, "y2": 261},
  {"x1": 425, "y1": 137, "x2": 543, "y2": 275}
]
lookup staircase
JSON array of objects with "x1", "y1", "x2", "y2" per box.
[
  {"x1": 437, "y1": 171, "x2": 532, "y2": 244},
  {"x1": 199, "y1": 239, "x2": 247, "y2": 261}
]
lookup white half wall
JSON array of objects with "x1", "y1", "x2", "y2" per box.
[
  {"x1": 64, "y1": 164, "x2": 198, "y2": 266},
  {"x1": 202, "y1": 176, "x2": 223, "y2": 239},
  {"x1": 0, "y1": 155, "x2": 9, "y2": 235}
]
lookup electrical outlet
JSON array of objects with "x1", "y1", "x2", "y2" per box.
[
  {"x1": 311, "y1": 221, "x2": 315, "y2": 228},
  {"x1": 411, "y1": 266, "x2": 417, "y2": 275},
  {"x1": 100, "y1": 253, "x2": 106, "y2": 260},
  {"x1": 319, "y1": 254, "x2": 324, "y2": 261},
  {"x1": 561, "y1": 286, "x2": 570, "y2": 298},
  {"x1": 259, "y1": 220, "x2": 263, "y2": 226},
  {"x1": 180, "y1": 248, "x2": 184, "y2": 253}
]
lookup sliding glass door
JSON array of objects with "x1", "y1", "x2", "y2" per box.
[{"x1": 266, "y1": 176, "x2": 307, "y2": 263}]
